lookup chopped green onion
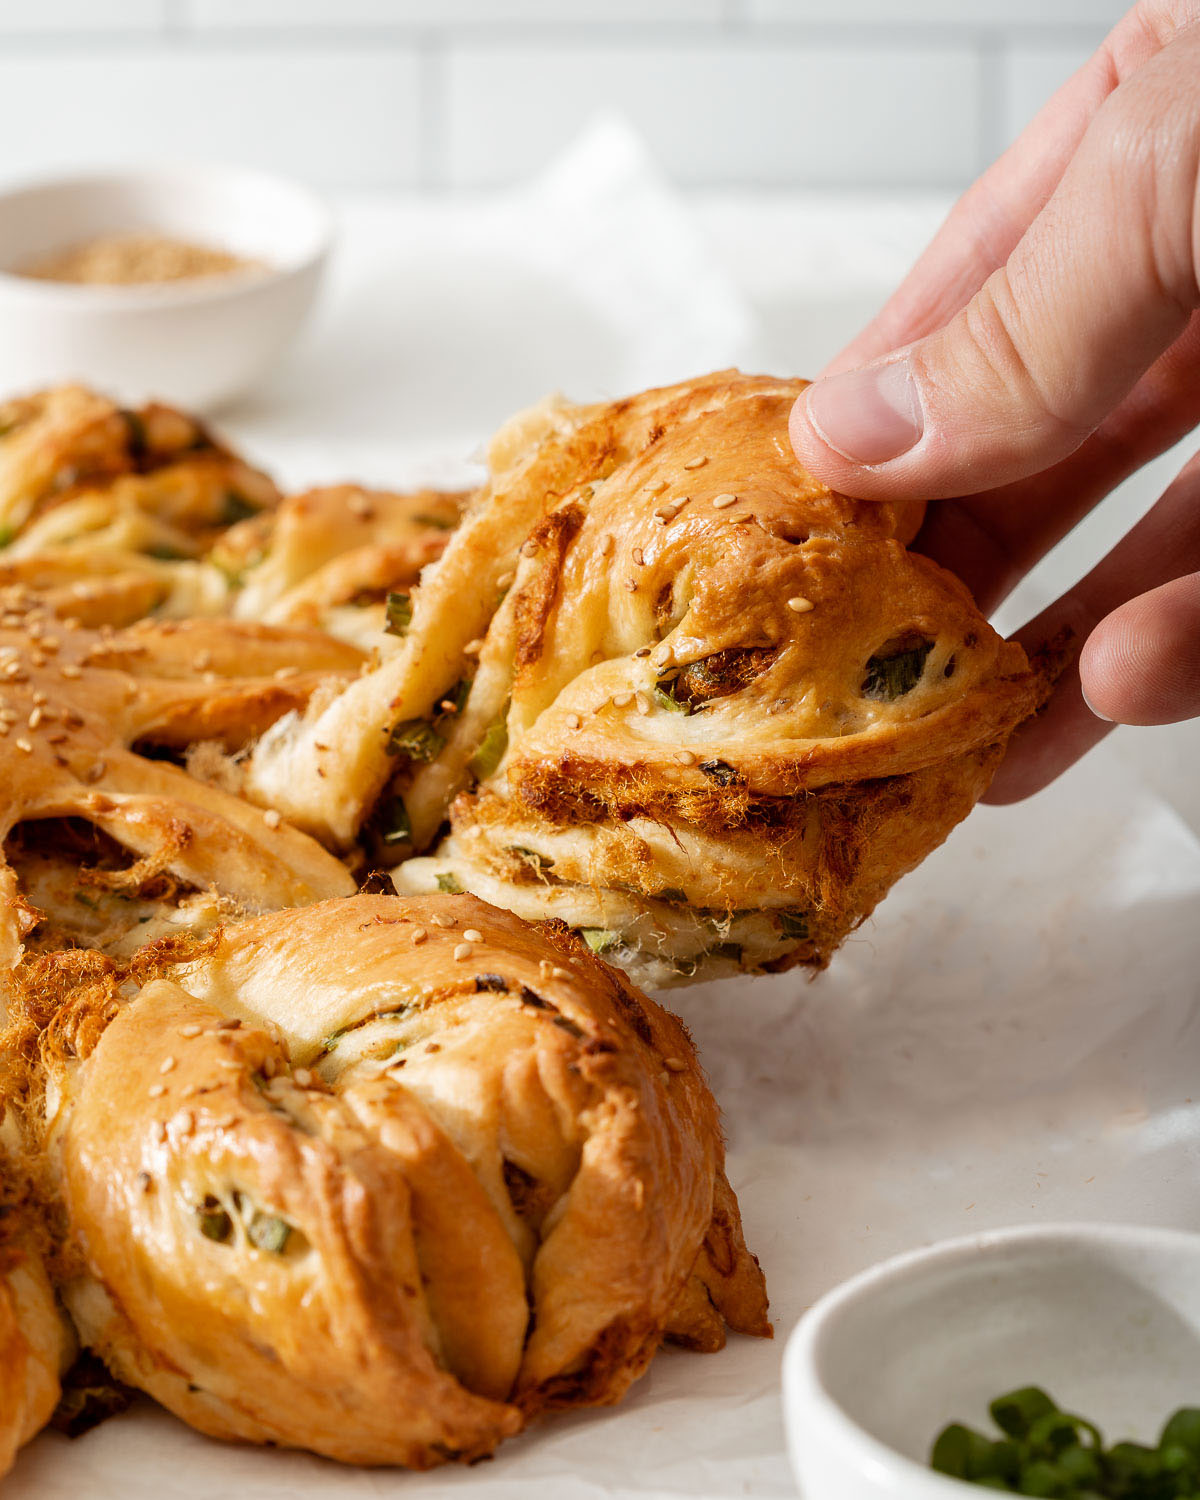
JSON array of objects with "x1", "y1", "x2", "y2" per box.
[
  {"x1": 435, "y1": 872, "x2": 463, "y2": 894},
  {"x1": 652, "y1": 678, "x2": 689, "y2": 714},
  {"x1": 379, "y1": 795, "x2": 412, "y2": 846},
  {"x1": 580, "y1": 928, "x2": 619, "y2": 954},
  {"x1": 991, "y1": 1388, "x2": 1059, "y2": 1440},
  {"x1": 384, "y1": 592, "x2": 412, "y2": 637},
  {"x1": 414, "y1": 512, "x2": 455, "y2": 530},
  {"x1": 0, "y1": 524, "x2": 15, "y2": 549},
  {"x1": 861, "y1": 636, "x2": 934, "y2": 702},
  {"x1": 470, "y1": 718, "x2": 508, "y2": 779},
  {"x1": 442, "y1": 677, "x2": 472, "y2": 716},
  {"x1": 386, "y1": 718, "x2": 444, "y2": 762},
  {"x1": 1161, "y1": 1411, "x2": 1200, "y2": 1455},
  {"x1": 246, "y1": 1212, "x2": 292, "y2": 1254},
  {"x1": 197, "y1": 1199, "x2": 233, "y2": 1244}
]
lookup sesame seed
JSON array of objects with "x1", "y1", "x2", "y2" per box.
[
  {"x1": 645, "y1": 479, "x2": 668, "y2": 496},
  {"x1": 148, "y1": 1083, "x2": 166, "y2": 1098},
  {"x1": 432, "y1": 913, "x2": 456, "y2": 929},
  {"x1": 497, "y1": 571, "x2": 515, "y2": 590},
  {"x1": 31, "y1": 692, "x2": 46, "y2": 706},
  {"x1": 349, "y1": 494, "x2": 372, "y2": 517},
  {"x1": 439, "y1": 699, "x2": 458, "y2": 714},
  {"x1": 193, "y1": 651, "x2": 212, "y2": 671},
  {"x1": 631, "y1": 547, "x2": 645, "y2": 566},
  {"x1": 712, "y1": 493, "x2": 737, "y2": 509},
  {"x1": 215, "y1": 1017, "x2": 242, "y2": 1030},
  {"x1": 463, "y1": 638, "x2": 484, "y2": 656},
  {"x1": 263, "y1": 809, "x2": 281, "y2": 829},
  {"x1": 160, "y1": 1056, "x2": 176, "y2": 1074},
  {"x1": 675, "y1": 750, "x2": 696, "y2": 765},
  {"x1": 274, "y1": 665, "x2": 298, "y2": 680},
  {"x1": 634, "y1": 646, "x2": 651, "y2": 658},
  {"x1": 463, "y1": 928, "x2": 483, "y2": 943},
  {"x1": 663, "y1": 1056, "x2": 688, "y2": 1072},
  {"x1": 454, "y1": 942, "x2": 473, "y2": 961},
  {"x1": 623, "y1": 579, "x2": 637, "y2": 592},
  {"x1": 551, "y1": 966, "x2": 570, "y2": 981},
  {"x1": 651, "y1": 645, "x2": 673, "y2": 668},
  {"x1": 41, "y1": 638, "x2": 58, "y2": 655},
  {"x1": 732, "y1": 512, "x2": 754, "y2": 524},
  {"x1": 85, "y1": 760, "x2": 106, "y2": 782},
  {"x1": 565, "y1": 712, "x2": 581, "y2": 730},
  {"x1": 261, "y1": 1056, "x2": 276, "y2": 1078},
  {"x1": 29, "y1": 653, "x2": 45, "y2": 668},
  {"x1": 683, "y1": 455, "x2": 708, "y2": 470},
  {"x1": 599, "y1": 534, "x2": 615, "y2": 557},
  {"x1": 520, "y1": 539, "x2": 538, "y2": 557},
  {"x1": 293, "y1": 1069, "x2": 313, "y2": 1087},
  {"x1": 653, "y1": 507, "x2": 672, "y2": 524},
  {"x1": 539, "y1": 960, "x2": 554, "y2": 980},
  {"x1": 177, "y1": 1110, "x2": 194, "y2": 1136},
  {"x1": 179, "y1": 1024, "x2": 202, "y2": 1038},
  {"x1": 411, "y1": 926, "x2": 428, "y2": 945},
  {"x1": 787, "y1": 596, "x2": 815, "y2": 613},
  {"x1": 613, "y1": 691, "x2": 633, "y2": 707},
  {"x1": 14, "y1": 738, "x2": 31, "y2": 754},
  {"x1": 635, "y1": 692, "x2": 651, "y2": 715},
  {"x1": 26, "y1": 708, "x2": 41, "y2": 729}
]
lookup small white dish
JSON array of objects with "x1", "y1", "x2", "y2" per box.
[
  {"x1": 0, "y1": 165, "x2": 332, "y2": 410},
  {"x1": 783, "y1": 1222, "x2": 1200, "y2": 1499}
]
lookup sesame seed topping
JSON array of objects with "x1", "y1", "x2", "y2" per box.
[
  {"x1": 160, "y1": 1056, "x2": 176, "y2": 1074},
  {"x1": 635, "y1": 692, "x2": 651, "y2": 715},
  {"x1": 683, "y1": 455, "x2": 708, "y2": 470},
  {"x1": 497, "y1": 571, "x2": 515, "y2": 590},
  {"x1": 787, "y1": 596, "x2": 815, "y2": 613},
  {"x1": 274, "y1": 665, "x2": 298, "y2": 680},
  {"x1": 293, "y1": 1069, "x2": 313, "y2": 1087},
  {"x1": 26, "y1": 708, "x2": 41, "y2": 730},
  {"x1": 634, "y1": 646, "x2": 652, "y2": 658},
  {"x1": 663, "y1": 1056, "x2": 688, "y2": 1072},
  {"x1": 565, "y1": 712, "x2": 581, "y2": 730},
  {"x1": 551, "y1": 966, "x2": 570, "y2": 981},
  {"x1": 349, "y1": 494, "x2": 372, "y2": 517},
  {"x1": 179, "y1": 1024, "x2": 202, "y2": 1038},
  {"x1": 599, "y1": 534, "x2": 615, "y2": 557},
  {"x1": 31, "y1": 692, "x2": 46, "y2": 706},
  {"x1": 454, "y1": 942, "x2": 473, "y2": 961},
  {"x1": 177, "y1": 1110, "x2": 194, "y2": 1136},
  {"x1": 14, "y1": 738, "x2": 31, "y2": 754},
  {"x1": 85, "y1": 760, "x2": 106, "y2": 782},
  {"x1": 193, "y1": 651, "x2": 213, "y2": 671},
  {"x1": 29, "y1": 652, "x2": 45, "y2": 668},
  {"x1": 651, "y1": 644, "x2": 673, "y2": 668},
  {"x1": 263, "y1": 809, "x2": 281, "y2": 829},
  {"x1": 215, "y1": 1017, "x2": 242, "y2": 1030},
  {"x1": 645, "y1": 479, "x2": 668, "y2": 496},
  {"x1": 539, "y1": 960, "x2": 554, "y2": 980},
  {"x1": 712, "y1": 493, "x2": 737, "y2": 509},
  {"x1": 411, "y1": 926, "x2": 428, "y2": 945},
  {"x1": 732, "y1": 512, "x2": 754, "y2": 524},
  {"x1": 520, "y1": 539, "x2": 538, "y2": 557},
  {"x1": 631, "y1": 547, "x2": 645, "y2": 566},
  {"x1": 148, "y1": 1083, "x2": 166, "y2": 1098},
  {"x1": 613, "y1": 691, "x2": 633, "y2": 707},
  {"x1": 623, "y1": 579, "x2": 637, "y2": 592},
  {"x1": 463, "y1": 928, "x2": 483, "y2": 943},
  {"x1": 675, "y1": 750, "x2": 696, "y2": 765},
  {"x1": 433, "y1": 913, "x2": 456, "y2": 929}
]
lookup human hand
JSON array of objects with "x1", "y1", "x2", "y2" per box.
[{"x1": 788, "y1": 1, "x2": 1200, "y2": 801}]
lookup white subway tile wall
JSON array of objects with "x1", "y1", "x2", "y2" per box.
[{"x1": 0, "y1": 0, "x2": 1116, "y2": 189}]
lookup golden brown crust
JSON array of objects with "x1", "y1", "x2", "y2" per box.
[
  {"x1": 30, "y1": 895, "x2": 768, "y2": 1467},
  {"x1": 0, "y1": 600, "x2": 358, "y2": 968}
]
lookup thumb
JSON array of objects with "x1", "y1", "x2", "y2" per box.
[{"x1": 790, "y1": 23, "x2": 1200, "y2": 501}]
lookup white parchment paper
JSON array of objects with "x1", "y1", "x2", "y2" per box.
[{"x1": 8, "y1": 121, "x2": 1200, "y2": 1500}]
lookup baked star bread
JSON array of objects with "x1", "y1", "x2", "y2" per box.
[
  {"x1": 13, "y1": 894, "x2": 768, "y2": 1468},
  {"x1": 0, "y1": 597, "x2": 359, "y2": 971},
  {"x1": 244, "y1": 370, "x2": 1041, "y2": 986}
]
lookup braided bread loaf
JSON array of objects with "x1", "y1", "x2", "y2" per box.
[
  {"x1": 20, "y1": 894, "x2": 767, "y2": 1468},
  {"x1": 243, "y1": 370, "x2": 1041, "y2": 985}
]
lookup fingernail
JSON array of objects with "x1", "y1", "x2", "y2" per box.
[
  {"x1": 804, "y1": 358, "x2": 923, "y2": 465},
  {"x1": 1080, "y1": 684, "x2": 1114, "y2": 723}
]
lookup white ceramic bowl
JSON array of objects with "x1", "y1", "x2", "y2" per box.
[
  {"x1": 783, "y1": 1223, "x2": 1200, "y2": 1500},
  {"x1": 0, "y1": 166, "x2": 332, "y2": 410}
]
